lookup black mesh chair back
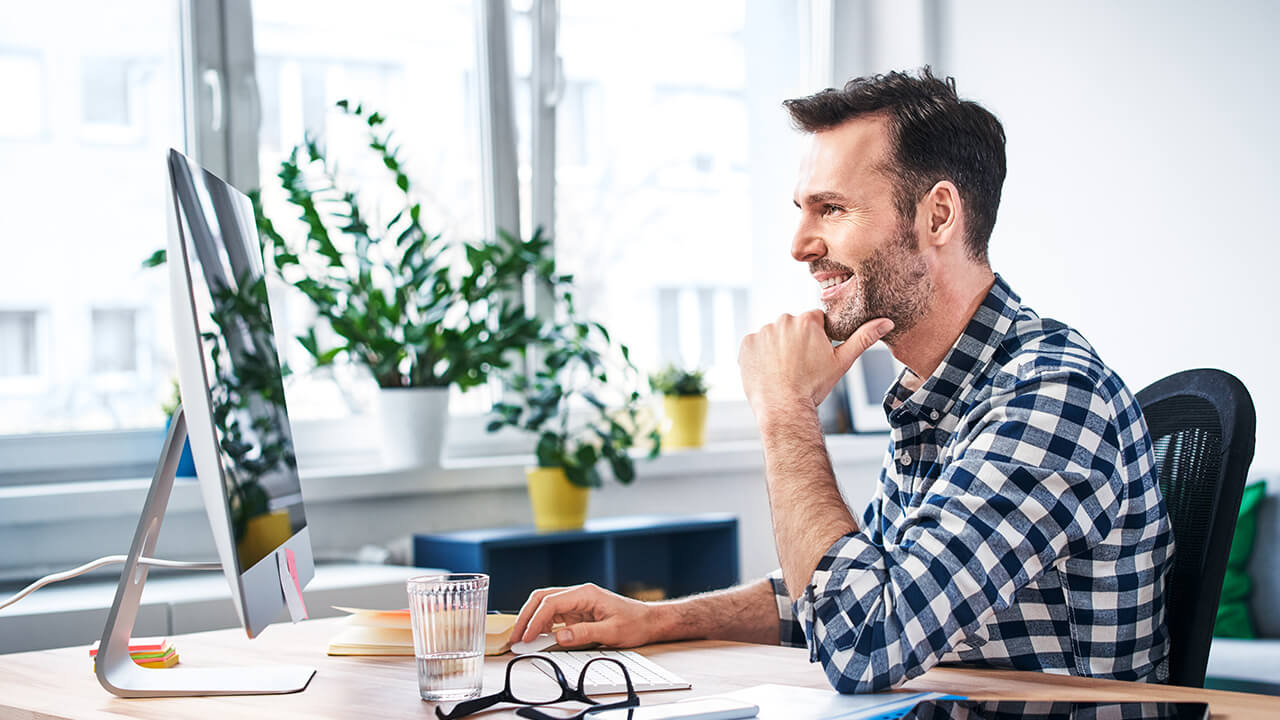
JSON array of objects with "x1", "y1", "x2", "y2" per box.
[{"x1": 1136, "y1": 369, "x2": 1255, "y2": 688}]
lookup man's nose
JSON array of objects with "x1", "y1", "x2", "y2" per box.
[{"x1": 791, "y1": 219, "x2": 825, "y2": 263}]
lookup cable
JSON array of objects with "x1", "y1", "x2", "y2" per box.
[{"x1": 0, "y1": 555, "x2": 222, "y2": 613}]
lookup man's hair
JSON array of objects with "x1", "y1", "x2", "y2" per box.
[{"x1": 783, "y1": 67, "x2": 1006, "y2": 263}]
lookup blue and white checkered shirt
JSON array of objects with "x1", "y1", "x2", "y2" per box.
[{"x1": 770, "y1": 275, "x2": 1173, "y2": 692}]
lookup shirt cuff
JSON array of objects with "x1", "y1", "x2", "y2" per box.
[
  {"x1": 791, "y1": 531, "x2": 886, "y2": 661},
  {"x1": 766, "y1": 569, "x2": 807, "y2": 648}
]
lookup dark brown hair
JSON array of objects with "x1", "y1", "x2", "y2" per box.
[{"x1": 784, "y1": 67, "x2": 1006, "y2": 263}]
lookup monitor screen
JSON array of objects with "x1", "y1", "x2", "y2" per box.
[{"x1": 167, "y1": 149, "x2": 310, "y2": 611}]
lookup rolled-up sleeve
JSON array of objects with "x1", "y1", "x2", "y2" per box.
[
  {"x1": 767, "y1": 569, "x2": 806, "y2": 647},
  {"x1": 794, "y1": 371, "x2": 1125, "y2": 692}
]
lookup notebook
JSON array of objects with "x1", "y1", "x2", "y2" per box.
[{"x1": 327, "y1": 607, "x2": 519, "y2": 656}]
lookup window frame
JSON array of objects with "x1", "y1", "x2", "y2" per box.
[{"x1": 0, "y1": 0, "x2": 835, "y2": 493}]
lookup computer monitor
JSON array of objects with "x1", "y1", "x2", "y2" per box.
[
  {"x1": 94, "y1": 149, "x2": 316, "y2": 697},
  {"x1": 166, "y1": 147, "x2": 314, "y2": 636}
]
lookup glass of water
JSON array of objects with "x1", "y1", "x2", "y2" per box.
[{"x1": 407, "y1": 573, "x2": 489, "y2": 702}]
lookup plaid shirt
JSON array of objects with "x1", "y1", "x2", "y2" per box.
[{"x1": 770, "y1": 275, "x2": 1173, "y2": 692}]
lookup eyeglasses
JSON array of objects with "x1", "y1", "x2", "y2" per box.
[{"x1": 434, "y1": 654, "x2": 640, "y2": 720}]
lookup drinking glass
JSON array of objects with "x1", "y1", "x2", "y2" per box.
[{"x1": 408, "y1": 573, "x2": 490, "y2": 701}]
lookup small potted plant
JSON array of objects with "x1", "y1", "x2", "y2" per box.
[
  {"x1": 649, "y1": 365, "x2": 709, "y2": 449},
  {"x1": 486, "y1": 264, "x2": 661, "y2": 531},
  {"x1": 251, "y1": 101, "x2": 549, "y2": 467}
]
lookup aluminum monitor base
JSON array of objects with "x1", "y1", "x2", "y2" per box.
[{"x1": 95, "y1": 406, "x2": 316, "y2": 697}]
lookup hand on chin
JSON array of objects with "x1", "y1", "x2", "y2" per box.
[{"x1": 739, "y1": 310, "x2": 893, "y2": 420}]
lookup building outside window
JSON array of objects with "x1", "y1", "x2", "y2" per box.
[{"x1": 0, "y1": 0, "x2": 183, "y2": 435}]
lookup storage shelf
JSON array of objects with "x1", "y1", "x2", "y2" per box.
[{"x1": 413, "y1": 513, "x2": 740, "y2": 611}]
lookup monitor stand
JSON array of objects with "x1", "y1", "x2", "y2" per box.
[{"x1": 95, "y1": 406, "x2": 316, "y2": 697}]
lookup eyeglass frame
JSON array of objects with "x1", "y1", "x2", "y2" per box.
[{"x1": 434, "y1": 653, "x2": 641, "y2": 720}]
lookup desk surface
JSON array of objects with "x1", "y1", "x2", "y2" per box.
[{"x1": 1, "y1": 617, "x2": 1276, "y2": 719}]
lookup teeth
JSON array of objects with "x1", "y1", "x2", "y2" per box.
[{"x1": 819, "y1": 275, "x2": 850, "y2": 289}]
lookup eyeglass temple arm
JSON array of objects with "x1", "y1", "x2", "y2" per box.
[{"x1": 435, "y1": 693, "x2": 506, "y2": 720}]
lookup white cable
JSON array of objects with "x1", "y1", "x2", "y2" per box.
[{"x1": 0, "y1": 555, "x2": 221, "y2": 612}]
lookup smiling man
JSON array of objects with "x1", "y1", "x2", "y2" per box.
[{"x1": 510, "y1": 68, "x2": 1174, "y2": 692}]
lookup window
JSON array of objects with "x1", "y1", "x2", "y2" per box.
[
  {"x1": 91, "y1": 308, "x2": 139, "y2": 374},
  {"x1": 547, "y1": 0, "x2": 814, "y2": 401},
  {"x1": 1, "y1": 0, "x2": 826, "y2": 480},
  {"x1": 0, "y1": 0, "x2": 184, "y2": 437},
  {"x1": 251, "y1": 0, "x2": 491, "y2": 419},
  {"x1": 80, "y1": 57, "x2": 131, "y2": 126},
  {"x1": 0, "y1": 52, "x2": 44, "y2": 140},
  {"x1": 0, "y1": 311, "x2": 40, "y2": 378}
]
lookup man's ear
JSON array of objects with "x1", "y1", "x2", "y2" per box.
[{"x1": 920, "y1": 180, "x2": 961, "y2": 248}]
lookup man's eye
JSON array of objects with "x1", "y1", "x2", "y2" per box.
[{"x1": 822, "y1": 204, "x2": 845, "y2": 216}]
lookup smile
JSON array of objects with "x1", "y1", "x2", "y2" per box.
[{"x1": 818, "y1": 274, "x2": 851, "y2": 289}]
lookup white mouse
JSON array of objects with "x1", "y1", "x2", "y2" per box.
[{"x1": 510, "y1": 632, "x2": 560, "y2": 655}]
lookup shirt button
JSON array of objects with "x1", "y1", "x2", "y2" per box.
[
  {"x1": 898, "y1": 454, "x2": 911, "y2": 466},
  {"x1": 929, "y1": 410, "x2": 940, "y2": 420}
]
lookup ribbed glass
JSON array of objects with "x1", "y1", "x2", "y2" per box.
[{"x1": 407, "y1": 573, "x2": 489, "y2": 701}]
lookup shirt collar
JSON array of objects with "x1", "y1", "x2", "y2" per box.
[{"x1": 884, "y1": 274, "x2": 1022, "y2": 424}]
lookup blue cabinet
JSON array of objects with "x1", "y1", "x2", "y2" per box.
[{"x1": 413, "y1": 514, "x2": 740, "y2": 611}]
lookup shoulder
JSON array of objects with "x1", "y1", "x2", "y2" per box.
[{"x1": 985, "y1": 307, "x2": 1132, "y2": 411}]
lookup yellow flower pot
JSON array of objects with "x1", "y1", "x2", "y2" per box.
[
  {"x1": 662, "y1": 394, "x2": 708, "y2": 449},
  {"x1": 526, "y1": 467, "x2": 589, "y2": 532}
]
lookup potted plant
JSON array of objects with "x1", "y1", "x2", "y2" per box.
[
  {"x1": 250, "y1": 100, "x2": 549, "y2": 467},
  {"x1": 649, "y1": 365, "x2": 709, "y2": 449},
  {"x1": 486, "y1": 266, "x2": 661, "y2": 531}
]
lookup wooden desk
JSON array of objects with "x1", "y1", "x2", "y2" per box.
[{"x1": 0, "y1": 617, "x2": 1275, "y2": 719}]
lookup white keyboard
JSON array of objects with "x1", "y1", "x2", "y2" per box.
[{"x1": 535, "y1": 649, "x2": 691, "y2": 694}]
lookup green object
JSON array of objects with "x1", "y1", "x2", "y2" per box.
[
  {"x1": 649, "y1": 364, "x2": 708, "y2": 397},
  {"x1": 150, "y1": 100, "x2": 548, "y2": 392},
  {"x1": 1213, "y1": 480, "x2": 1267, "y2": 638},
  {"x1": 484, "y1": 251, "x2": 661, "y2": 489}
]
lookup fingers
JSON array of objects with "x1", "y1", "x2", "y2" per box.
[
  {"x1": 511, "y1": 586, "x2": 567, "y2": 643},
  {"x1": 833, "y1": 318, "x2": 894, "y2": 369},
  {"x1": 555, "y1": 619, "x2": 625, "y2": 649},
  {"x1": 519, "y1": 584, "x2": 604, "y2": 642}
]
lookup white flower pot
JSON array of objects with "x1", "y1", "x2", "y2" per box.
[{"x1": 373, "y1": 387, "x2": 450, "y2": 468}]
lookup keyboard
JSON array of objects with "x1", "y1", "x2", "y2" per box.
[{"x1": 534, "y1": 649, "x2": 691, "y2": 694}]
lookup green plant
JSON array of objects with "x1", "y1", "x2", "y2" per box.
[
  {"x1": 249, "y1": 99, "x2": 548, "y2": 390},
  {"x1": 486, "y1": 267, "x2": 661, "y2": 488},
  {"x1": 649, "y1": 364, "x2": 708, "y2": 396}
]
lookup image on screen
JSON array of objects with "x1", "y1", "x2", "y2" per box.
[{"x1": 169, "y1": 153, "x2": 306, "y2": 574}]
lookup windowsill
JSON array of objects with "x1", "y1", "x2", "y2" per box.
[{"x1": 0, "y1": 434, "x2": 890, "y2": 526}]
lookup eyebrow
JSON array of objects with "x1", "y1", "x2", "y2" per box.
[{"x1": 794, "y1": 190, "x2": 852, "y2": 209}]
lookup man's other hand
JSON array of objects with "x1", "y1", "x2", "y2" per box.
[
  {"x1": 738, "y1": 311, "x2": 893, "y2": 416},
  {"x1": 510, "y1": 583, "x2": 661, "y2": 649}
]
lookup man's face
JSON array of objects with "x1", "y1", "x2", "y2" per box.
[{"x1": 791, "y1": 116, "x2": 932, "y2": 342}]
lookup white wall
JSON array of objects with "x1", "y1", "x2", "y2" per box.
[{"x1": 838, "y1": 0, "x2": 1280, "y2": 468}]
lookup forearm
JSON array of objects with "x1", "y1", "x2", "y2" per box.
[
  {"x1": 650, "y1": 578, "x2": 780, "y2": 645},
  {"x1": 758, "y1": 401, "x2": 858, "y2": 602}
]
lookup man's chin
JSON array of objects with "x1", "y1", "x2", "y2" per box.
[{"x1": 822, "y1": 312, "x2": 856, "y2": 342}]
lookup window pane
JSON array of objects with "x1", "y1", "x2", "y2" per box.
[
  {"x1": 252, "y1": 0, "x2": 488, "y2": 418},
  {"x1": 0, "y1": 311, "x2": 40, "y2": 377},
  {"x1": 0, "y1": 1, "x2": 185, "y2": 434},
  {"x1": 0, "y1": 53, "x2": 44, "y2": 139},
  {"x1": 553, "y1": 0, "x2": 810, "y2": 399},
  {"x1": 91, "y1": 308, "x2": 138, "y2": 374}
]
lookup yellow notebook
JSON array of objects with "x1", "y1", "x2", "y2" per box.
[{"x1": 327, "y1": 607, "x2": 522, "y2": 656}]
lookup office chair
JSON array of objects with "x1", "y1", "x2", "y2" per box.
[{"x1": 1136, "y1": 369, "x2": 1256, "y2": 688}]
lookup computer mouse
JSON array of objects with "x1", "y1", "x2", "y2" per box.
[{"x1": 510, "y1": 632, "x2": 560, "y2": 655}]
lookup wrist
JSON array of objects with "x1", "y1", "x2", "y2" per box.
[
  {"x1": 646, "y1": 601, "x2": 682, "y2": 643},
  {"x1": 754, "y1": 397, "x2": 819, "y2": 435}
]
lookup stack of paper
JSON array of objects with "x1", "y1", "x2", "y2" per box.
[
  {"x1": 327, "y1": 606, "x2": 522, "y2": 656},
  {"x1": 88, "y1": 637, "x2": 179, "y2": 669}
]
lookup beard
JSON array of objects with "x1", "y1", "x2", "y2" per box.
[{"x1": 816, "y1": 222, "x2": 933, "y2": 342}]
